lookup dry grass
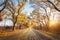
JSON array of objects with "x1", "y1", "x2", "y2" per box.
[{"x1": 0, "y1": 29, "x2": 20, "y2": 37}]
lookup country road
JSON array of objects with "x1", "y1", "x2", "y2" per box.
[{"x1": 0, "y1": 28, "x2": 57, "y2": 40}]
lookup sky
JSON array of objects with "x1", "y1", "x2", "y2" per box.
[
  {"x1": 0, "y1": 0, "x2": 4, "y2": 10},
  {"x1": 0, "y1": 0, "x2": 4, "y2": 3},
  {"x1": 22, "y1": 0, "x2": 34, "y2": 16}
]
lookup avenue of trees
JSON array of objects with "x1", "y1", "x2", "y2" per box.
[{"x1": 0, "y1": 0, "x2": 60, "y2": 33}]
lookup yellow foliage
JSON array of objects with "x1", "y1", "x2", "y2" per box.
[
  {"x1": 17, "y1": 13, "x2": 27, "y2": 24},
  {"x1": 27, "y1": 20, "x2": 36, "y2": 28},
  {"x1": 17, "y1": 13, "x2": 37, "y2": 28}
]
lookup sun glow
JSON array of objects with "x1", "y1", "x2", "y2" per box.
[
  {"x1": 50, "y1": 21, "x2": 55, "y2": 25},
  {"x1": 49, "y1": 17, "x2": 56, "y2": 27},
  {"x1": 49, "y1": 19, "x2": 58, "y2": 27}
]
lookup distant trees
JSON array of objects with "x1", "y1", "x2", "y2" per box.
[
  {"x1": 17, "y1": 13, "x2": 28, "y2": 29},
  {"x1": 29, "y1": 0, "x2": 60, "y2": 32},
  {"x1": 29, "y1": 1, "x2": 51, "y2": 31},
  {"x1": 30, "y1": 8, "x2": 42, "y2": 29}
]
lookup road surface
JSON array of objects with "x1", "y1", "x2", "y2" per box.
[{"x1": 0, "y1": 28, "x2": 56, "y2": 40}]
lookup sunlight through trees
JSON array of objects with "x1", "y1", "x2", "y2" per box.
[{"x1": 0, "y1": 0, "x2": 60, "y2": 33}]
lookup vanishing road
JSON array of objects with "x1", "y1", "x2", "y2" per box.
[{"x1": 0, "y1": 28, "x2": 56, "y2": 40}]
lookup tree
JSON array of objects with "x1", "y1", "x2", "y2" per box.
[
  {"x1": 0, "y1": 0, "x2": 27, "y2": 30},
  {"x1": 7, "y1": 0, "x2": 27, "y2": 30},
  {"x1": 29, "y1": 1, "x2": 51, "y2": 31}
]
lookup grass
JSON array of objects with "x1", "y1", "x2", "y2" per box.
[{"x1": 0, "y1": 29, "x2": 20, "y2": 37}]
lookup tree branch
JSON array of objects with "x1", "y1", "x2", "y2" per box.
[
  {"x1": 47, "y1": 0, "x2": 60, "y2": 12},
  {"x1": 0, "y1": 0, "x2": 8, "y2": 12}
]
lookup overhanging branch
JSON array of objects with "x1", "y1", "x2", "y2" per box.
[
  {"x1": 0, "y1": 0, "x2": 8, "y2": 12},
  {"x1": 47, "y1": 0, "x2": 60, "y2": 12}
]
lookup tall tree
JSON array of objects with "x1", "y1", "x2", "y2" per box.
[{"x1": 0, "y1": 0, "x2": 27, "y2": 30}]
